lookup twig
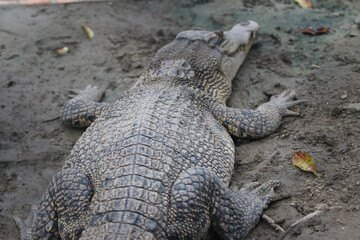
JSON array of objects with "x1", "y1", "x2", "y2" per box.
[
  {"x1": 0, "y1": 28, "x2": 20, "y2": 36},
  {"x1": 279, "y1": 210, "x2": 322, "y2": 240},
  {"x1": 262, "y1": 214, "x2": 285, "y2": 232},
  {"x1": 0, "y1": 0, "x2": 108, "y2": 5},
  {"x1": 42, "y1": 116, "x2": 60, "y2": 123}
]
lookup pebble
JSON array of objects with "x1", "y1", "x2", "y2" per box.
[
  {"x1": 340, "y1": 94, "x2": 348, "y2": 99},
  {"x1": 332, "y1": 103, "x2": 360, "y2": 116},
  {"x1": 340, "y1": 103, "x2": 360, "y2": 111},
  {"x1": 316, "y1": 203, "x2": 329, "y2": 210},
  {"x1": 349, "y1": 26, "x2": 360, "y2": 37},
  {"x1": 335, "y1": 142, "x2": 348, "y2": 154},
  {"x1": 354, "y1": 17, "x2": 360, "y2": 24}
]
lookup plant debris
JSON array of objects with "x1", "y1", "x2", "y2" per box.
[
  {"x1": 279, "y1": 210, "x2": 322, "y2": 240},
  {"x1": 292, "y1": 150, "x2": 318, "y2": 176},
  {"x1": 56, "y1": 46, "x2": 69, "y2": 55},
  {"x1": 81, "y1": 24, "x2": 94, "y2": 39},
  {"x1": 302, "y1": 27, "x2": 329, "y2": 35},
  {"x1": 294, "y1": 0, "x2": 312, "y2": 8}
]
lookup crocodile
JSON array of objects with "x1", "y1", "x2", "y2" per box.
[{"x1": 15, "y1": 20, "x2": 305, "y2": 240}]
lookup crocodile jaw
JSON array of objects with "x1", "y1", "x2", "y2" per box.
[
  {"x1": 143, "y1": 21, "x2": 259, "y2": 102},
  {"x1": 175, "y1": 20, "x2": 259, "y2": 84},
  {"x1": 220, "y1": 20, "x2": 259, "y2": 81}
]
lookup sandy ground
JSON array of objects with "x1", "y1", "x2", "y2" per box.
[{"x1": 0, "y1": 0, "x2": 359, "y2": 239}]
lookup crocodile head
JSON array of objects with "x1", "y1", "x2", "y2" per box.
[{"x1": 142, "y1": 21, "x2": 259, "y2": 103}]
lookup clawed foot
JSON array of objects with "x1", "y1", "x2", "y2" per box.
[
  {"x1": 13, "y1": 205, "x2": 38, "y2": 240},
  {"x1": 261, "y1": 90, "x2": 307, "y2": 117},
  {"x1": 240, "y1": 180, "x2": 288, "y2": 208}
]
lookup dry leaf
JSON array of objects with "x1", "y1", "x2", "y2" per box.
[
  {"x1": 294, "y1": 0, "x2": 312, "y2": 8},
  {"x1": 82, "y1": 24, "x2": 94, "y2": 39},
  {"x1": 56, "y1": 46, "x2": 69, "y2": 54},
  {"x1": 292, "y1": 150, "x2": 318, "y2": 176},
  {"x1": 315, "y1": 27, "x2": 329, "y2": 34},
  {"x1": 302, "y1": 27, "x2": 329, "y2": 35}
]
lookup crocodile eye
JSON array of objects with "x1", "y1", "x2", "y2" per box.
[
  {"x1": 214, "y1": 30, "x2": 224, "y2": 38},
  {"x1": 207, "y1": 31, "x2": 224, "y2": 48}
]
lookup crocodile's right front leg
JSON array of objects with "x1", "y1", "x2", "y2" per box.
[
  {"x1": 212, "y1": 90, "x2": 306, "y2": 139},
  {"x1": 60, "y1": 85, "x2": 109, "y2": 127}
]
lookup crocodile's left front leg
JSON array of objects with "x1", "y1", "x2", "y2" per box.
[
  {"x1": 212, "y1": 90, "x2": 306, "y2": 138},
  {"x1": 60, "y1": 85, "x2": 109, "y2": 127},
  {"x1": 14, "y1": 169, "x2": 94, "y2": 240}
]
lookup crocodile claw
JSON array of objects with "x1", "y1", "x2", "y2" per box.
[
  {"x1": 284, "y1": 109, "x2": 301, "y2": 117},
  {"x1": 241, "y1": 180, "x2": 288, "y2": 207},
  {"x1": 264, "y1": 90, "x2": 307, "y2": 117},
  {"x1": 242, "y1": 181, "x2": 261, "y2": 191},
  {"x1": 253, "y1": 180, "x2": 289, "y2": 205},
  {"x1": 13, "y1": 205, "x2": 38, "y2": 240}
]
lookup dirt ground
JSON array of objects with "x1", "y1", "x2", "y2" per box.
[{"x1": 0, "y1": 0, "x2": 359, "y2": 239}]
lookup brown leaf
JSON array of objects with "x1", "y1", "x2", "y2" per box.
[
  {"x1": 315, "y1": 27, "x2": 329, "y2": 34},
  {"x1": 302, "y1": 27, "x2": 329, "y2": 35},
  {"x1": 292, "y1": 150, "x2": 318, "y2": 176},
  {"x1": 56, "y1": 46, "x2": 69, "y2": 55}
]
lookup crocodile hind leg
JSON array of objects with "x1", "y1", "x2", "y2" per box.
[
  {"x1": 61, "y1": 85, "x2": 109, "y2": 127},
  {"x1": 31, "y1": 169, "x2": 93, "y2": 239},
  {"x1": 13, "y1": 205, "x2": 39, "y2": 240},
  {"x1": 166, "y1": 167, "x2": 283, "y2": 240}
]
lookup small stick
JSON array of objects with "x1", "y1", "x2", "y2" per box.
[
  {"x1": 0, "y1": 28, "x2": 20, "y2": 36},
  {"x1": 279, "y1": 210, "x2": 322, "y2": 240},
  {"x1": 0, "y1": 0, "x2": 107, "y2": 5},
  {"x1": 42, "y1": 116, "x2": 60, "y2": 123},
  {"x1": 262, "y1": 214, "x2": 285, "y2": 232}
]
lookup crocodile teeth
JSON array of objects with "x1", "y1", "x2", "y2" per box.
[{"x1": 251, "y1": 31, "x2": 257, "y2": 39}]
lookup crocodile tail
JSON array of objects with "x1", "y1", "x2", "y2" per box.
[
  {"x1": 80, "y1": 198, "x2": 165, "y2": 239},
  {"x1": 80, "y1": 171, "x2": 167, "y2": 239},
  {"x1": 81, "y1": 222, "x2": 158, "y2": 240}
]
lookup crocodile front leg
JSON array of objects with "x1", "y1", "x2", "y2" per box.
[
  {"x1": 166, "y1": 167, "x2": 282, "y2": 240},
  {"x1": 60, "y1": 85, "x2": 109, "y2": 127},
  {"x1": 33, "y1": 169, "x2": 94, "y2": 239},
  {"x1": 212, "y1": 90, "x2": 306, "y2": 138}
]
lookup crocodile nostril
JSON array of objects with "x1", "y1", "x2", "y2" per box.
[{"x1": 240, "y1": 20, "x2": 250, "y2": 26}]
